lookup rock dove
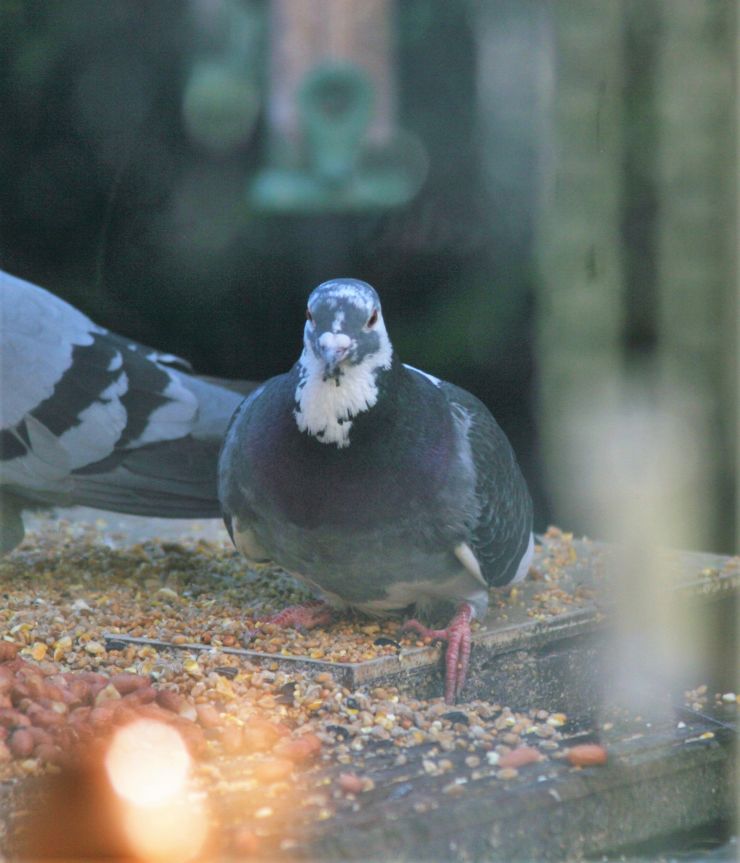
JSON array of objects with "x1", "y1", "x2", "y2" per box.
[
  {"x1": 219, "y1": 278, "x2": 533, "y2": 703},
  {"x1": 0, "y1": 269, "x2": 254, "y2": 553}
]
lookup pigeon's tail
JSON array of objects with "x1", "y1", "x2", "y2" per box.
[
  {"x1": 195, "y1": 375, "x2": 258, "y2": 397},
  {"x1": 65, "y1": 440, "x2": 227, "y2": 518}
]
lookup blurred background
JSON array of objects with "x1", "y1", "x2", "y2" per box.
[{"x1": 0, "y1": 0, "x2": 737, "y2": 554}]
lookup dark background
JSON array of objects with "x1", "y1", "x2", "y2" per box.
[{"x1": 1, "y1": 0, "x2": 736, "y2": 551}]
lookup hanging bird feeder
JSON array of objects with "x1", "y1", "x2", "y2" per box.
[
  {"x1": 182, "y1": 0, "x2": 264, "y2": 155},
  {"x1": 250, "y1": 0, "x2": 426, "y2": 213}
]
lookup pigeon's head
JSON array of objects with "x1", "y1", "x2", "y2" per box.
[
  {"x1": 303, "y1": 278, "x2": 391, "y2": 381},
  {"x1": 295, "y1": 279, "x2": 394, "y2": 446}
]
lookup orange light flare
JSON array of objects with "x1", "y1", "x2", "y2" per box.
[
  {"x1": 105, "y1": 719, "x2": 211, "y2": 863},
  {"x1": 210, "y1": 716, "x2": 321, "y2": 856},
  {"x1": 12, "y1": 702, "x2": 324, "y2": 859}
]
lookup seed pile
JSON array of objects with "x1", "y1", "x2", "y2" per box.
[
  {"x1": 0, "y1": 629, "x2": 586, "y2": 857},
  {"x1": 3, "y1": 518, "x2": 733, "y2": 859},
  {"x1": 0, "y1": 518, "x2": 602, "y2": 856},
  {"x1": 1, "y1": 523, "x2": 599, "y2": 682},
  {"x1": 0, "y1": 641, "x2": 322, "y2": 775},
  {"x1": 2, "y1": 520, "x2": 425, "y2": 669}
]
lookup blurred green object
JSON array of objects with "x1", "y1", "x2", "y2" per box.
[
  {"x1": 535, "y1": 0, "x2": 737, "y2": 553},
  {"x1": 182, "y1": 60, "x2": 260, "y2": 154},
  {"x1": 250, "y1": 63, "x2": 424, "y2": 212},
  {"x1": 301, "y1": 64, "x2": 372, "y2": 186},
  {"x1": 181, "y1": 0, "x2": 263, "y2": 155}
]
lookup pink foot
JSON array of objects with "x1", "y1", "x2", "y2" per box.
[
  {"x1": 262, "y1": 600, "x2": 334, "y2": 631},
  {"x1": 403, "y1": 603, "x2": 474, "y2": 704}
]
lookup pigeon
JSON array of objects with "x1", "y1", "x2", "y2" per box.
[
  {"x1": 218, "y1": 278, "x2": 533, "y2": 703},
  {"x1": 0, "y1": 269, "x2": 255, "y2": 553}
]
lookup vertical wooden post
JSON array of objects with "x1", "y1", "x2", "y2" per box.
[
  {"x1": 536, "y1": 1, "x2": 626, "y2": 533},
  {"x1": 655, "y1": 0, "x2": 737, "y2": 551}
]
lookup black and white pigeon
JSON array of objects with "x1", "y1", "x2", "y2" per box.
[
  {"x1": 219, "y1": 278, "x2": 533, "y2": 703},
  {"x1": 0, "y1": 269, "x2": 253, "y2": 553}
]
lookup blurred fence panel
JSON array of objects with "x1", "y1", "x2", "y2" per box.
[
  {"x1": 536, "y1": 0, "x2": 738, "y2": 552},
  {"x1": 535, "y1": 0, "x2": 626, "y2": 534},
  {"x1": 655, "y1": 0, "x2": 738, "y2": 552}
]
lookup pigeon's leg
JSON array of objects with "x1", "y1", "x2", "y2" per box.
[
  {"x1": 403, "y1": 602, "x2": 473, "y2": 704},
  {"x1": 262, "y1": 600, "x2": 335, "y2": 631}
]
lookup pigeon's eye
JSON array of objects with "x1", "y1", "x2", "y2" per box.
[
  {"x1": 306, "y1": 309, "x2": 314, "y2": 324},
  {"x1": 366, "y1": 309, "x2": 379, "y2": 328}
]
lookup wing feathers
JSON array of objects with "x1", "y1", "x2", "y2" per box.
[
  {"x1": 442, "y1": 381, "x2": 533, "y2": 588},
  {"x1": 1, "y1": 270, "x2": 246, "y2": 528}
]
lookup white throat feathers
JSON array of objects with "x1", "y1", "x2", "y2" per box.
[{"x1": 293, "y1": 318, "x2": 393, "y2": 448}]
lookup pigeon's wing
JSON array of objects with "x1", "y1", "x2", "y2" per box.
[
  {"x1": 0, "y1": 269, "x2": 250, "y2": 523},
  {"x1": 1, "y1": 271, "x2": 131, "y2": 488},
  {"x1": 64, "y1": 350, "x2": 254, "y2": 518},
  {"x1": 441, "y1": 381, "x2": 533, "y2": 588},
  {"x1": 217, "y1": 380, "x2": 279, "y2": 563}
]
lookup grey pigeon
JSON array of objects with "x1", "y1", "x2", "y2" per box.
[
  {"x1": 0, "y1": 269, "x2": 253, "y2": 553},
  {"x1": 219, "y1": 278, "x2": 533, "y2": 703}
]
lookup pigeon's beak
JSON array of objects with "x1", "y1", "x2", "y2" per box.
[
  {"x1": 318, "y1": 333, "x2": 351, "y2": 378},
  {"x1": 321, "y1": 344, "x2": 349, "y2": 369}
]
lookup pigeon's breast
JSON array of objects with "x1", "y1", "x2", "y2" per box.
[
  {"x1": 244, "y1": 397, "x2": 459, "y2": 533},
  {"x1": 222, "y1": 369, "x2": 479, "y2": 608}
]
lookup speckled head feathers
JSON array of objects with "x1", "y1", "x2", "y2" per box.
[
  {"x1": 304, "y1": 279, "x2": 386, "y2": 370},
  {"x1": 295, "y1": 278, "x2": 393, "y2": 447},
  {"x1": 307, "y1": 278, "x2": 381, "y2": 315}
]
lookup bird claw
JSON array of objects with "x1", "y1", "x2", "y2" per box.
[{"x1": 403, "y1": 603, "x2": 473, "y2": 704}]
